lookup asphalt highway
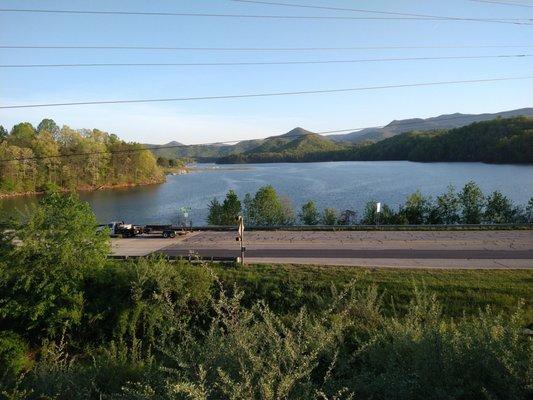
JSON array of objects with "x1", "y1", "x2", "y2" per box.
[{"x1": 111, "y1": 230, "x2": 533, "y2": 268}]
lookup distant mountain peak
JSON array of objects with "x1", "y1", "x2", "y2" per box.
[
  {"x1": 278, "y1": 127, "x2": 314, "y2": 138},
  {"x1": 165, "y1": 140, "x2": 183, "y2": 146}
]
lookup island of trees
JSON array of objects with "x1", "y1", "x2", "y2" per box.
[
  {"x1": 0, "y1": 119, "x2": 165, "y2": 196},
  {"x1": 216, "y1": 117, "x2": 532, "y2": 164}
]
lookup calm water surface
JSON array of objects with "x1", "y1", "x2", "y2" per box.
[{"x1": 2, "y1": 161, "x2": 532, "y2": 226}]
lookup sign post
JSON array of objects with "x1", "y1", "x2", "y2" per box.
[{"x1": 236, "y1": 215, "x2": 245, "y2": 265}]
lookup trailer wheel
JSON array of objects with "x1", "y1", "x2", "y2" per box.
[
  {"x1": 170, "y1": 231, "x2": 176, "y2": 238},
  {"x1": 163, "y1": 231, "x2": 170, "y2": 238}
]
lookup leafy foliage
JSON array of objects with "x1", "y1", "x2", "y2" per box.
[
  {"x1": 207, "y1": 190, "x2": 242, "y2": 226},
  {"x1": 0, "y1": 119, "x2": 164, "y2": 194},
  {"x1": 353, "y1": 117, "x2": 533, "y2": 163},
  {"x1": 243, "y1": 186, "x2": 294, "y2": 226},
  {"x1": 321, "y1": 208, "x2": 338, "y2": 225},
  {"x1": 299, "y1": 201, "x2": 320, "y2": 225},
  {"x1": 0, "y1": 192, "x2": 109, "y2": 339}
]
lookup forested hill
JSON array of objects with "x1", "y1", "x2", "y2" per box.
[
  {"x1": 217, "y1": 133, "x2": 346, "y2": 164},
  {"x1": 352, "y1": 117, "x2": 532, "y2": 163},
  {"x1": 216, "y1": 117, "x2": 532, "y2": 164},
  {"x1": 326, "y1": 107, "x2": 533, "y2": 143},
  {"x1": 0, "y1": 119, "x2": 164, "y2": 195}
]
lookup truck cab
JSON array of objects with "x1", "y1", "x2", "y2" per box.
[{"x1": 106, "y1": 221, "x2": 141, "y2": 238}]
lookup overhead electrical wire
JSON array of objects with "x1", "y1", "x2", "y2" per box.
[
  {"x1": 1, "y1": 44, "x2": 533, "y2": 51},
  {"x1": 1, "y1": 76, "x2": 531, "y2": 110},
  {"x1": 469, "y1": 0, "x2": 533, "y2": 8},
  {"x1": 0, "y1": 112, "x2": 523, "y2": 163},
  {"x1": 229, "y1": 0, "x2": 532, "y2": 24},
  {"x1": 0, "y1": 7, "x2": 530, "y2": 24},
  {"x1": 2, "y1": 53, "x2": 531, "y2": 68}
]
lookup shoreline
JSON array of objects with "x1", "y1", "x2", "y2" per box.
[{"x1": 0, "y1": 179, "x2": 166, "y2": 199}]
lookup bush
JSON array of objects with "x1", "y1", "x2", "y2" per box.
[
  {"x1": 81, "y1": 257, "x2": 214, "y2": 347},
  {"x1": 353, "y1": 295, "x2": 531, "y2": 400},
  {"x1": 299, "y1": 201, "x2": 319, "y2": 225},
  {"x1": 321, "y1": 207, "x2": 338, "y2": 225},
  {"x1": 0, "y1": 331, "x2": 32, "y2": 377},
  {"x1": 0, "y1": 192, "x2": 109, "y2": 340}
]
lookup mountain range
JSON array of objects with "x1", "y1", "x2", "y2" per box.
[
  {"x1": 326, "y1": 107, "x2": 533, "y2": 143},
  {"x1": 148, "y1": 107, "x2": 533, "y2": 160}
]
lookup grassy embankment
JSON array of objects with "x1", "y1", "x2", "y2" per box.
[{"x1": 215, "y1": 263, "x2": 533, "y2": 325}]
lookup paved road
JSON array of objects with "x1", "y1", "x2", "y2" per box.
[{"x1": 111, "y1": 230, "x2": 533, "y2": 268}]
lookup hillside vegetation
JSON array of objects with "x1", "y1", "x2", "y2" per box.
[
  {"x1": 218, "y1": 132, "x2": 346, "y2": 163},
  {"x1": 327, "y1": 107, "x2": 533, "y2": 143},
  {"x1": 216, "y1": 117, "x2": 533, "y2": 164},
  {"x1": 354, "y1": 116, "x2": 533, "y2": 163},
  {"x1": 0, "y1": 119, "x2": 164, "y2": 195}
]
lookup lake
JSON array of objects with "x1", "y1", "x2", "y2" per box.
[{"x1": 2, "y1": 161, "x2": 532, "y2": 226}]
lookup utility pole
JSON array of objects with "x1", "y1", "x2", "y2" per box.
[{"x1": 236, "y1": 215, "x2": 245, "y2": 265}]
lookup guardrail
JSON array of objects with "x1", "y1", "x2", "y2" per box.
[{"x1": 189, "y1": 223, "x2": 533, "y2": 231}]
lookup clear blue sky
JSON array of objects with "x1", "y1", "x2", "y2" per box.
[{"x1": 0, "y1": 0, "x2": 531, "y2": 144}]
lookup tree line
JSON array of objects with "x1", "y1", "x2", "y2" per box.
[
  {"x1": 217, "y1": 117, "x2": 533, "y2": 164},
  {"x1": 0, "y1": 119, "x2": 164, "y2": 195},
  {"x1": 207, "y1": 182, "x2": 533, "y2": 226},
  {"x1": 0, "y1": 191, "x2": 530, "y2": 398}
]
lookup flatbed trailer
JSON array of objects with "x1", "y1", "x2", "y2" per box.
[{"x1": 142, "y1": 224, "x2": 188, "y2": 238}]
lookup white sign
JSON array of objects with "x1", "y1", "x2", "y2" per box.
[
  {"x1": 237, "y1": 215, "x2": 244, "y2": 237},
  {"x1": 376, "y1": 202, "x2": 381, "y2": 213}
]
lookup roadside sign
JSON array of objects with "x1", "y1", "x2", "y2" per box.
[
  {"x1": 376, "y1": 202, "x2": 381, "y2": 213},
  {"x1": 237, "y1": 215, "x2": 245, "y2": 265},
  {"x1": 237, "y1": 215, "x2": 244, "y2": 238}
]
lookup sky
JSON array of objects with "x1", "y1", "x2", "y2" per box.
[{"x1": 0, "y1": 0, "x2": 532, "y2": 144}]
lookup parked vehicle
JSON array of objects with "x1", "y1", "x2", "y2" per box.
[
  {"x1": 101, "y1": 221, "x2": 142, "y2": 238},
  {"x1": 99, "y1": 222, "x2": 187, "y2": 239}
]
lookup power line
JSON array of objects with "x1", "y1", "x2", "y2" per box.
[
  {"x1": 1, "y1": 111, "x2": 529, "y2": 163},
  {"x1": 1, "y1": 76, "x2": 531, "y2": 109},
  {"x1": 470, "y1": 0, "x2": 533, "y2": 8},
  {"x1": 230, "y1": 0, "x2": 532, "y2": 24},
  {"x1": 2, "y1": 44, "x2": 533, "y2": 51},
  {"x1": 2, "y1": 54, "x2": 531, "y2": 68},
  {"x1": 0, "y1": 7, "x2": 530, "y2": 24}
]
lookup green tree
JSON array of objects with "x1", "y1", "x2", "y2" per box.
[
  {"x1": 207, "y1": 198, "x2": 223, "y2": 225},
  {"x1": 280, "y1": 196, "x2": 295, "y2": 225},
  {"x1": 362, "y1": 201, "x2": 400, "y2": 224},
  {"x1": 221, "y1": 190, "x2": 242, "y2": 225},
  {"x1": 37, "y1": 118, "x2": 60, "y2": 137},
  {"x1": 484, "y1": 191, "x2": 516, "y2": 223},
  {"x1": 459, "y1": 181, "x2": 485, "y2": 224},
  {"x1": 299, "y1": 200, "x2": 319, "y2": 225},
  {"x1": 321, "y1": 208, "x2": 338, "y2": 225},
  {"x1": 525, "y1": 198, "x2": 533, "y2": 223},
  {"x1": 0, "y1": 191, "x2": 109, "y2": 339},
  {"x1": 429, "y1": 185, "x2": 460, "y2": 224},
  {"x1": 9, "y1": 122, "x2": 36, "y2": 148},
  {"x1": 400, "y1": 190, "x2": 430, "y2": 224},
  {"x1": 244, "y1": 185, "x2": 287, "y2": 226},
  {"x1": 0, "y1": 125, "x2": 7, "y2": 142}
]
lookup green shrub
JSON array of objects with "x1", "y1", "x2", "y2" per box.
[
  {"x1": 81, "y1": 257, "x2": 214, "y2": 347},
  {"x1": 0, "y1": 331, "x2": 31, "y2": 378}
]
